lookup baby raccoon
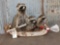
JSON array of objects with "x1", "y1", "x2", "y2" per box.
[
  {"x1": 26, "y1": 16, "x2": 37, "y2": 31},
  {"x1": 37, "y1": 15, "x2": 46, "y2": 27}
]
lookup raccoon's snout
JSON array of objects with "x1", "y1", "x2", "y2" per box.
[{"x1": 19, "y1": 6, "x2": 26, "y2": 11}]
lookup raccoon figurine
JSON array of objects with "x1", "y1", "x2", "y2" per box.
[
  {"x1": 26, "y1": 16, "x2": 37, "y2": 31},
  {"x1": 37, "y1": 15, "x2": 46, "y2": 27}
]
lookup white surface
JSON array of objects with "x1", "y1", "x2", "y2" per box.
[{"x1": 18, "y1": 29, "x2": 48, "y2": 36}]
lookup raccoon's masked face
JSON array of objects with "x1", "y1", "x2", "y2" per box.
[
  {"x1": 29, "y1": 16, "x2": 37, "y2": 25},
  {"x1": 38, "y1": 15, "x2": 46, "y2": 24},
  {"x1": 30, "y1": 19, "x2": 37, "y2": 25},
  {"x1": 16, "y1": 3, "x2": 26, "y2": 12}
]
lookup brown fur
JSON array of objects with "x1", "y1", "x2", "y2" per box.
[
  {"x1": 11, "y1": 3, "x2": 29, "y2": 31},
  {"x1": 37, "y1": 15, "x2": 46, "y2": 27},
  {"x1": 4, "y1": 24, "x2": 11, "y2": 32},
  {"x1": 26, "y1": 16, "x2": 37, "y2": 31}
]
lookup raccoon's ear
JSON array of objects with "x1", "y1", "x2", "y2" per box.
[{"x1": 16, "y1": 3, "x2": 20, "y2": 7}]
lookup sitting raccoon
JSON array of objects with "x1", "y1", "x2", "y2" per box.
[
  {"x1": 37, "y1": 15, "x2": 46, "y2": 27},
  {"x1": 26, "y1": 16, "x2": 37, "y2": 31}
]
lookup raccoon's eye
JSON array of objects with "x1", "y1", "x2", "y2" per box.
[
  {"x1": 30, "y1": 20, "x2": 33, "y2": 23},
  {"x1": 20, "y1": 6, "x2": 23, "y2": 9},
  {"x1": 42, "y1": 18, "x2": 45, "y2": 20}
]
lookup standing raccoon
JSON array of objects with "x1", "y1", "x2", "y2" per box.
[{"x1": 11, "y1": 3, "x2": 29, "y2": 31}]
